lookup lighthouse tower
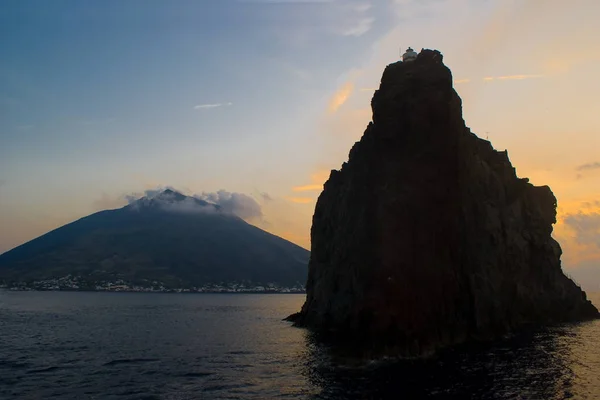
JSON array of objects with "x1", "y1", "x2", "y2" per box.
[{"x1": 402, "y1": 47, "x2": 418, "y2": 62}]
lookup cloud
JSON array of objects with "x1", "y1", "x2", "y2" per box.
[
  {"x1": 97, "y1": 187, "x2": 263, "y2": 221},
  {"x1": 238, "y1": 0, "x2": 380, "y2": 52},
  {"x1": 259, "y1": 192, "x2": 273, "y2": 202},
  {"x1": 292, "y1": 170, "x2": 330, "y2": 193},
  {"x1": 161, "y1": 196, "x2": 219, "y2": 215},
  {"x1": 328, "y1": 82, "x2": 354, "y2": 113},
  {"x1": 581, "y1": 200, "x2": 600, "y2": 210},
  {"x1": 195, "y1": 190, "x2": 263, "y2": 220},
  {"x1": 339, "y1": 16, "x2": 375, "y2": 37},
  {"x1": 193, "y1": 102, "x2": 233, "y2": 110},
  {"x1": 576, "y1": 162, "x2": 600, "y2": 172},
  {"x1": 483, "y1": 74, "x2": 544, "y2": 82},
  {"x1": 563, "y1": 212, "x2": 600, "y2": 249},
  {"x1": 286, "y1": 197, "x2": 315, "y2": 204},
  {"x1": 292, "y1": 184, "x2": 322, "y2": 192},
  {"x1": 553, "y1": 196, "x2": 600, "y2": 279},
  {"x1": 453, "y1": 79, "x2": 470, "y2": 84},
  {"x1": 123, "y1": 187, "x2": 220, "y2": 215},
  {"x1": 91, "y1": 188, "x2": 184, "y2": 213},
  {"x1": 332, "y1": 1, "x2": 376, "y2": 37},
  {"x1": 125, "y1": 188, "x2": 172, "y2": 204},
  {"x1": 121, "y1": 187, "x2": 264, "y2": 220}
]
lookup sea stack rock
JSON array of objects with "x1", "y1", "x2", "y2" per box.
[{"x1": 290, "y1": 49, "x2": 599, "y2": 357}]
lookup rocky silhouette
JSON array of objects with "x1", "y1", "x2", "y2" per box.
[
  {"x1": 288, "y1": 49, "x2": 599, "y2": 357},
  {"x1": 0, "y1": 189, "x2": 309, "y2": 288}
]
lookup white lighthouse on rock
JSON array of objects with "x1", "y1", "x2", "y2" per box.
[{"x1": 402, "y1": 47, "x2": 417, "y2": 62}]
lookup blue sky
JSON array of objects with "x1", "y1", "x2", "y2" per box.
[
  {"x1": 2, "y1": 0, "x2": 600, "y2": 289},
  {"x1": 1, "y1": 0, "x2": 393, "y2": 220}
]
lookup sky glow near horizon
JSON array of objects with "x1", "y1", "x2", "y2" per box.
[{"x1": 1, "y1": 0, "x2": 600, "y2": 288}]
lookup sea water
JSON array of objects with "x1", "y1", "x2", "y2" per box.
[{"x1": 1, "y1": 291, "x2": 599, "y2": 399}]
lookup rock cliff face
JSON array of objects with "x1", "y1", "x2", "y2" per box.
[{"x1": 290, "y1": 49, "x2": 599, "y2": 357}]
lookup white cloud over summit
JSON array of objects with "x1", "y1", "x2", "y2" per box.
[
  {"x1": 195, "y1": 190, "x2": 264, "y2": 220},
  {"x1": 97, "y1": 187, "x2": 264, "y2": 221}
]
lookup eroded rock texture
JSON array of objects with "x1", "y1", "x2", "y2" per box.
[{"x1": 291, "y1": 49, "x2": 598, "y2": 357}]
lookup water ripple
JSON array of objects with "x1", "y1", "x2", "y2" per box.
[{"x1": 0, "y1": 290, "x2": 599, "y2": 399}]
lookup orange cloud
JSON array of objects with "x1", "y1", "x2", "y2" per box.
[
  {"x1": 553, "y1": 197, "x2": 600, "y2": 270},
  {"x1": 286, "y1": 197, "x2": 314, "y2": 204},
  {"x1": 292, "y1": 184, "x2": 322, "y2": 192},
  {"x1": 292, "y1": 170, "x2": 330, "y2": 193},
  {"x1": 483, "y1": 74, "x2": 544, "y2": 81},
  {"x1": 328, "y1": 82, "x2": 354, "y2": 113}
]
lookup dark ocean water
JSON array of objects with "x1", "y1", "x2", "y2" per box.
[{"x1": 0, "y1": 291, "x2": 599, "y2": 400}]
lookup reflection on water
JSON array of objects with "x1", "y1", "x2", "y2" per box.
[
  {"x1": 305, "y1": 321, "x2": 600, "y2": 399},
  {"x1": 0, "y1": 290, "x2": 599, "y2": 399}
]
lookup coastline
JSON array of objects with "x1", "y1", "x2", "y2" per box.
[{"x1": 0, "y1": 287, "x2": 306, "y2": 294}]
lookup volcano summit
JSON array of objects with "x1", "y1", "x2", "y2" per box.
[{"x1": 0, "y1": 189, "x2": 309, "y2": 289}]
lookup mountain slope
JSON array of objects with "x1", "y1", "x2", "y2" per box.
[{"x1": 0, "y1": 190, "x2": 309, "y2": 287}]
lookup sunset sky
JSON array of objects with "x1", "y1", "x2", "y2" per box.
[{"x1": 1, "y1": 0, "x2": 599, "y2": 289}]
